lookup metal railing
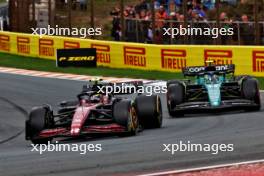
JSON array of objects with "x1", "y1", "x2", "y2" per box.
[
  {"x1": 0, "y1": 2, "x2": 8, "y2": 31},
  {"x1": 120, "y1": 18, "x2": 264, "y2": 45}
]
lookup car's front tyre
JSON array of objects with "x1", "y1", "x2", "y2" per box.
[
  {"x1": 135, "y1": 95, "x2": 163, "y2": 129},
  {"x1": 26, "y1": 106, "x2": 53, "y2": 144},
  {"x1": 113, "y1": 100, "x2": 138, "y2": 136},
  {"x1": 241, "y1": 77, "x2": 261, "y2": 111},
  {"x1": 167, "y1": 82, "x2": 185, "y2": 117}
]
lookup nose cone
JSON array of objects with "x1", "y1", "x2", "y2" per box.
[
  {"x1": 206, "y1": 84, "x2": 221, "y2": 107},
  {"x1": 70, "y1": 106, "x2": 91, "y2": 136},
  {"x1": 211, "y1": 101, "x2": 220, "y2": 106},
  {"x1": 70, "y1": 105, "x2": 95, "y2": 136}
]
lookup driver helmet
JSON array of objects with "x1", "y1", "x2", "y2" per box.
[
  {"x1": 205, "y1": 59, "x2": 216, "y2": 66},
  {"x1": 205, "y1": 72, "x2": 219, "y2": 84},
  {"x1": 90, "y1": 94, "x2": 102, "y2": 103}
]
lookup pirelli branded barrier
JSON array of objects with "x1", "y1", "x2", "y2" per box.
[{"x1": 0, "y1": 31, "x2": 264, "y2": 77}]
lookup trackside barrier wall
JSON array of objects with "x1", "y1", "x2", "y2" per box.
[{"x1": 0, "y1": 31, "x2": 264, "y2": 77}]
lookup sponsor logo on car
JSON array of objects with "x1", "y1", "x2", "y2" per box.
[
  {"x1": 188, "y1": 66, "x2": 204, "y2": 73},
  {"x1": 187, "y1": 65, "x2": 231, "y2": 73}
]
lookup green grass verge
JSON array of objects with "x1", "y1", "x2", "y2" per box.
[
  {"x1": 0, "y1": 52, "x2": 184, "y2": 80},
  {"x1": 0, "y1": 52, "x2": 263, "y2": 89}
]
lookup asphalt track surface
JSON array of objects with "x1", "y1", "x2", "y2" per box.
[{"x1": 0, "y1": 73, "x2": 264, "y2": 176}]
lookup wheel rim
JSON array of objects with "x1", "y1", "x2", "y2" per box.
[
  {"x1": 128, "y1": 106, "x2": 138, "y2": 132},
  {"x1": 156, "y1": 96, "x2": 162, "y2": 125}
]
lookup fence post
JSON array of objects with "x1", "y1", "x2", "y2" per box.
[
  {"x1": 183, "y1": 0, "x2": 187, "y2": 44},
  {"x1": 254, "y1": 0, "x2": 260, "y2": 45},
  {"x1": 32, "y1": 0, "x2": 35, "y2": 24},
  {"x1": 90, "y1": 0, "x2": 95, "y2": 39},
  {"x1": 68, "y1": 0, "x2": 72, "y2": 34},
  {"x1": 237, "y1": 22, "x2": 241, "y2": 45},
  {"x1": 0, "y1": 17, "x2": 3, "y2": 31},
  {"x1": 48, "y1": 0, "x2": 51, "y2": 25},
  {"x1": 120, "y1": 0, "x2": 125, "y2": 41},
  {"x1": 151, "y1": 0, "x2": 155, "y2": 44},
  {"x1": 135, "y1": 19, "x2": 139, "y2": 42},
  {"x1": 216, "y1": 0, "x2": 220, "y2": 45},
  {"x1": 170, "y1": 20, "x2": 173, "y2": 44},
  {"x1": 8, "y1": 0, "x2": 14, "y2": 31}
]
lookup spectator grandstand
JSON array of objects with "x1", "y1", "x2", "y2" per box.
[
  {"x1": 5, "y1": 0, "x2": 264, "y2": 45},
  {"x1": 111, "y1": 0, "x2": 264, "y2": 45}
]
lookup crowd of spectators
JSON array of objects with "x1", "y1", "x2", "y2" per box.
[{"x1": 110, "y1": 0, "x2": 261, "y2": 45}]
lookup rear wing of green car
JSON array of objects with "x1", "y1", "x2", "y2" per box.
[{"x1": 182, "y1": 64, "x2": 235, "y2": 77}]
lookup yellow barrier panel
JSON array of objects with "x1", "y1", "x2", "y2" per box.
[{"x1": 0, "y1": 31, "x2": 264, "y2": 77}]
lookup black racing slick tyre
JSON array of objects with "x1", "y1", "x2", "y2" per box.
[
  {"x1": 113, "y1": 100, "x2": 138, "y2": 136},
  {"x1": 234, "y1": 75, "x2": 252, "y2": 82},
  {"x1": 135, "y1": 95, "x2": 163, "y2": 129},
  {"x1": 26, "y1": 106, "x2": 53, "y2": 144},
  {"x1": 241, "y1": 78, "x2": 261, "y2": 111},
  {"x1": 167, "y1": 80, "x2": 183, "y2": 87},
  {"x1": 167, "y1": 83, "x2": 185, "y2": 117}
]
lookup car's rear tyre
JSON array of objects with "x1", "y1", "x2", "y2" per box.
[
  {"x1": 167, "y1": 80, "x2": 183, "y2": 87},
  {"x1": 167, "y1": 82, "x2": 185, "y2": 117},
  {"x1": 113, "y1": 100, "x2": 138, "y2": 136},
  {"x1": 135, "y1": 95, "x2": 163, "y2": 129},
  {"x1": 234, "y1": 75, "x2": 252, "y2": 82},
  {"x1": 26, "y1": 106, "x2": 53, "y2": 144},
  {"x1": 241, "y1": 78, "x2": 261, "y2": 111}
]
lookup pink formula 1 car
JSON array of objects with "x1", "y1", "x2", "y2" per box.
[{"x1": 26, "y1": 81, "x2": 162, "y2": 144}]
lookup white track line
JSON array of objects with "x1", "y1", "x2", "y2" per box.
[
  {"x1": 0, "y1": 68, "x2": 16, "y2": 72},
  {"x1": 137, "y1": 159, "x2": 264, "y2": 176}
]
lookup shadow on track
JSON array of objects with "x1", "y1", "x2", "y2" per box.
[{"x1": 0, "y1": 96, "x2": 27, "y2": 144}]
